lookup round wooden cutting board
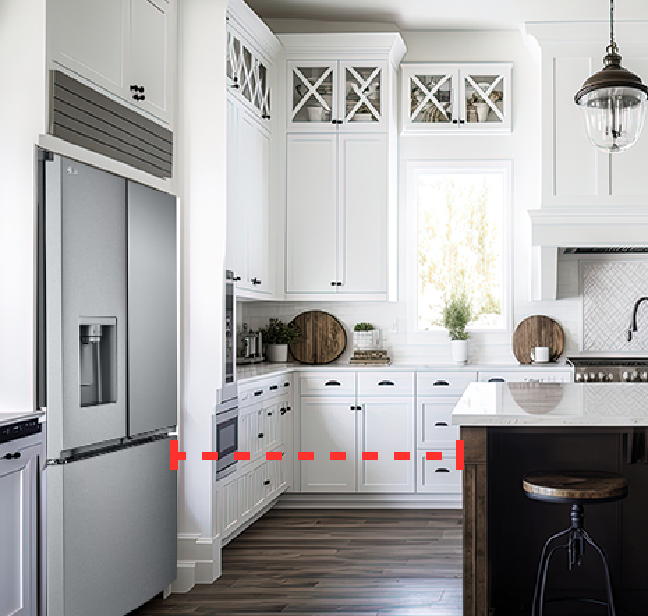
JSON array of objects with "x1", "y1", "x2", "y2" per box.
[
  {"x1": 289, "y1": 310, "x2": 347, "y2": 365},
  {"x1": 512, "y1": 315, "x2": 565, "y2": 365}
]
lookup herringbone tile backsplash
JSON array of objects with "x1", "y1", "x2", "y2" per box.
[{"x1": 583, "y1": 262, "x2": 648, "y2": 351}]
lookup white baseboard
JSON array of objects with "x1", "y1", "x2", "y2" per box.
[
  {"x1": 275, "y1": 493, "x2": 463, "y2": 509},
  {"x1": 172, "y1": 532, "x2": 222, "y2": 593}
]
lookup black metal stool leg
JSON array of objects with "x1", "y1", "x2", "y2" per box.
[
  {"x1": 538, "y1": 544, "x2": 568, "y2": 616},
  {"x1": 582, "y1": 529, "x2": 617, "y2": 616},
  {"x1": 531, "y1": 528, "x2": 571, "y2": 616}
]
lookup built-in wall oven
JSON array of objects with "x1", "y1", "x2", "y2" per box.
[{"x1": 213, "y1": 397, "x2": 238, "y2": 480}]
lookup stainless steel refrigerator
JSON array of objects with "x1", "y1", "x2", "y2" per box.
[{"x1": 37, "y1": 152, "x2": 178, "y2": 616}]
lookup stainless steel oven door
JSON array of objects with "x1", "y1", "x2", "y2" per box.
[{"x1": 213, "y1": 406, "x2": 238, "y2": 480}]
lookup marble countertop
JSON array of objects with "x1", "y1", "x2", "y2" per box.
[
  {"x1": 0, "y1": 410, "x2": 45, "y2": 428},
  {"x1": 453, "y1": 383, "x2": 648, "y2": 426},
  {"x1": 237, "y1": 362, "x2": 572, "y2": 384}
]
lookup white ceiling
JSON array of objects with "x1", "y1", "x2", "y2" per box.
[{"x1": 245, "y1": 0, "x2": 648, "y2": 31}]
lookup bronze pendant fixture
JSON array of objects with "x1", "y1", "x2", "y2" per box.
[{"x1": 574, "y1": 0, "x2": 648, "y2": 152}]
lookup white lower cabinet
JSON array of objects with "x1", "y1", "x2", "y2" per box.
[
  {"x1": 417, "y1": 396, "x2": 461, "y2": 449},
  {"x1": 357, "y1": 397, "x2": 414, "y2": 493},
  {"x1": 300, "y1": 396, "x2": 357, "y2": 492},
  {"x1": 417, "y1": 450, "x2": 461, "y2": 494},
  {"x1": 0, "y1": 438, "x2": 42, "y2": 616}
]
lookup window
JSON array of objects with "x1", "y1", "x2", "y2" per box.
[{"x1": 407, "y1": 161, "x2": 511, "y2": 332}]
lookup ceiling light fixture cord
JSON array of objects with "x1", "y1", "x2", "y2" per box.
[{"x1": 610, "y1": 0, "x2": 615, "y2": 49}]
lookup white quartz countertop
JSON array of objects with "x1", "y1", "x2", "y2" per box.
[
  {"x1": 0, "y1": 410, "x2": 45, "y2": 428},
  {"x1": 237, "y1": 361, "x2": 572, "y2": 384},
  {"x1": 453, "y1": 383, "x2": 648, "y2": 426}
]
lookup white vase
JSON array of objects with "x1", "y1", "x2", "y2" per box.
[
  {"x1": 475, "y1": 102, "x2": 489, "y2": 123},
  {"x1": 266, "y1": 343, "x2": 288, "y2": 363},
  {"x1": 451, "y1": 340, "x2": 468, "y2": 364}
]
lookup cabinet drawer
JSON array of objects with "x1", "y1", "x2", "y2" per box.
[
  {"x1": 299, "y1": 372, "x2": 355, "y2": 396},
  {"x1": 417, "y1": 397, "x2": 461, "y2": 449},
  {"x1": 416, "y1": 450, "x2": 461, "y2": 494},
  {"x1": 477, "y1": 370, "x2": 572, "y2": 383},
  {"x1": 417, "y1": 372, "x2": 477, "y2": 396},
  {"x1": 357, "y1": 372, "x2": 414, "y2": 396}
]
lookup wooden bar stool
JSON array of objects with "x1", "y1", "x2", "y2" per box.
[{"x1": 523, "y1": 470, "x2": 628, "y2": 616}]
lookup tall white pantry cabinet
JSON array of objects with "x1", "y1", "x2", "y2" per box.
[{"x1": 279, "y1": 34, "x2": 406, "y2": 301}]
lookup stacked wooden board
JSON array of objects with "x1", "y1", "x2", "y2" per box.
[{"x1": 349, "y1": 350, "x2": 391, "y2": 366}]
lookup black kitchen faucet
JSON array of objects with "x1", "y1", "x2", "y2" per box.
[{"x1": 627, "y1": 297, "x2": 648, "y2": 341}]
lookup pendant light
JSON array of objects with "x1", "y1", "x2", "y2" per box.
[{"x1": 574, "y1": 0, "x2": 648, "y2": 152}]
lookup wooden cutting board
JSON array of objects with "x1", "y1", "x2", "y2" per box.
[
  {"x1": 289, "y1": 310, "x2": 347, "y2": 365},
  {"x1": 512, "y1": 315, "x2": 565, "y2": 365}
]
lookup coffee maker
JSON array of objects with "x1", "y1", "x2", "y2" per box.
[{"x1": 237, "y1": 323, "x2": 264, "y2": 364}]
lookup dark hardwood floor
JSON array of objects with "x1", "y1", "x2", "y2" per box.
[{"x1": 131, "y1": 509, "x2": 463, "y2": 616}]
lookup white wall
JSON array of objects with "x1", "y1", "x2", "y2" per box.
[
  {"x1": 242, "y1": 25, "x2": 583, "y2": 363},
  {"x1": 0, "y1": 0, "x2": 47, "y2": 412},
  {"x1": 177, "y1": 0, "x2": 227, "y2": 546}
]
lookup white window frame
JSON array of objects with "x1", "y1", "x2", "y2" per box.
[{"x1": 405, "y1": 159, "x2": 513, "y2": 339}]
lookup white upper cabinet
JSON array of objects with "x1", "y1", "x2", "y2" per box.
[
  {"x1": 287, "y1": 60, "x2": 388, "y2": 132},
  {"x1": 401, "y1": 63, "x2": 511, "y2": 134},
  {"x1": 49, "y1": 0, "x2": 176, "y2": 126},
  {"x1": 527, "y1": 22, "x2": 648, "y2": 207}
]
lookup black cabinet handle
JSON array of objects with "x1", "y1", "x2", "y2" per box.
[
  {"x1": 325, "y1": 380, "x2": 341, "y2": 386},
  {"x1": 232, "y1": 275, "x2": 241, "y2": 281},
  {"x1": 254, "y1": 390, "x2": 263, "y2": 397},
  {"x1": 287, "y1": 406, "x2": 291, "y2": 411},
  {"x1": 459, "y1": 119, "x2": 465, "y2": 124},
  {"x1": 435, "y1": 468, "x2": 450, "y2": 473},
  {"x1": 251, "y1": 277, "x2": 262, "y2": 285},
  {"x1": 435, "y1": 421, "x2": 448, "y2": 427},
  {"x1": 270, "y1": 385, "x2": 278, "y2": 391},
  {"x1": 378, "y1": 380, "x2": 394, "y2": 386},
  {"x1": 488, "y1": 378, "x2": 506, "y2": 383},
  {"x1": 132, "y1": 94, "x2": 146, "y2": 101},
  {"x1": 130, "y1": 85, "x2": 145, "y2": 93},
  {"x1": 433, "y1": 380, "x2": 450, "y2": 386},
  {"x1": 258, "y1": 433, "x2": 264, "y2": 439},
  {"x1": 2, "y1": 452, "x2": 20, "y2": 460},
  {"x1": 280, "y1": 408, "x2": 287, "y2": 415},
  {"x1": 336, "y1": 282, "x2": 343, "y2": 287},
  {"x1": 284, "y1": 382, "x2": 291, "y2": 387},
  {"x1": 330, "y1": 281, "x2": 336, "y2": 286},
  {"x1": 262, "y1": 114, "x2": 271, "y2": 119},
  {"x1": 452, "y1": 119, "x2": 458, "y2": 124},
  {"x1": 231, "y1": 83, "x2": 240, "y2": 89},
  {"x1": 263, "y1": 479, "x2": 270, "y2": 486},
  {"x1": 267, "y1": 412, "x2": 273, "y2": 416}
]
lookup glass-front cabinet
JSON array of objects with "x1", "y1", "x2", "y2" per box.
[
  {"x1": 227, "y1": 28, "x2": 271, "y2": 125},
  {"x1": 402, "y1": 63, "x2": 511, "y2": 134},
  {"x1": 288, "y1": 60, "x2": 387, "y2": 131}
]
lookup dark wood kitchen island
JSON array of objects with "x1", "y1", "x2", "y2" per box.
[{"x1": 454, "y1": 382, "x2": 648, "y2": 616}]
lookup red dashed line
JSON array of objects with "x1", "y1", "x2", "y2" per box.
[
  {"x1": 330, "y1": 451, "x2": 346, "y2": 461},
  {"x1": 170, "y1": 440, "x2": 186, "y2": 470},
  {"x1": 456, "y1": 440, "x2": 465, "y2": 471},
  {"x1": 394, "y1": 452, "x2": 410, "y2": 461},
  {"x1": 362, "y1": 452, "x2": 378, "y2": 461},
  {"x1": 426, "y1": 451, "x2": 442, "y2": 461},
  {"x1": 201, "y1": 452, "x2": 219, "y2": 461},
  {"x1": 298, "y1": 451, "x2": 314, "y2": 461},
  {"x1": 234, "y1": 451, "x2": 251, "y2": 461},
  {"x1": 266, "y1": 451, "x2": 283, "y2": 461}
]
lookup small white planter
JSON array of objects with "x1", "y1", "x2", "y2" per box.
[
  {"x1": 266, "y1": 343, "x2": 288, "y2": 363},
  {"x1": 451, "y1": 340, "x2": 468, "y2": 364},
  {"x1": 353, "y1": 330, "x2": 379, "y2": 351}
]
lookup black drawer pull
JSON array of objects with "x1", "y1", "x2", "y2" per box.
[
  {"x1": 254, "y1": 390, "x2": 263, "y2": 396},
  {"x1": 258, "y1": 433, "x2": 264, "y2": 439},
  {"x1": 433, "y1": 380, "x2": 450, "y2": 386},
  {"x1": 287, "y1": 406, "x2": 292, "y2": 411},
  {"x1": 263, "y1": 479, "x2": 270, "y2": 486},
  {"x1": 267, "y1": 412, "x2": 273, "y2": 416},
  {"x1": 435, "y1": 421, "x2": 448, "y2": 427},
  {"x1": 378, "y1": 380, "x2": 394, "y2": 386},
  {"x1": 2, "y1": 452, "x2": 20, "y2": 460},
  {"x1": 284, "y1": 382, "x2": 291, "y2": 387},
  {"x1": 435, "y1": 468, "x2": 450, "y2": 473},
  {"x1": 280, "y1": 408, "x2": 287, "y2": 415},
  {"x1": 488, "y1": 378, "x2": 506, "y2": 383},
  {"x1": 325, "y1": 380, "x2": 341, "y2": 386},
  {"x1": 270, "y1": 385, "x2": 278, "y2": 390}
]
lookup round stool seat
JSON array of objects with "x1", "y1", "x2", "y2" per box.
[{"x1": 523, "y1": 470, "x2": 627, "y2": 504}]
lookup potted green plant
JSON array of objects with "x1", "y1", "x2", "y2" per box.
[
  {"x1": 443, "y1": 293, "x2": 473, "y2": 364},
  {"x1": 353, "y1": 322, "x2": 379, "y2": 351},
  {"x1": 259, "y1": 318, "x2": 301, "y2": 362}
]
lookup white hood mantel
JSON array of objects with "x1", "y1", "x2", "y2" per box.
[{"x1": 530, "y1": 208, "x2": 648, "y2": 247}]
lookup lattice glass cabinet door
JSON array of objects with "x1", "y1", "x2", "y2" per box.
[
  {"x1": 460, "y1": 64, "x2": 511, "y2": 131},
  {"x1": 340, "y1": 63, "x2": 386, "y2": 129},
  {"x1": 226, "y1": 30, "x2": 243, "y2": 89},
  {"x1": 288, "y1": 62, "x2": 337, "y2": 130},
  {"x1": 402, "y1": 65, "x2": 457, "y2": 132}
]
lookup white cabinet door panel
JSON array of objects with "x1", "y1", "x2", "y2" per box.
[
  {"x1": 339, "y1": 135, "x2": 387, "y2": 294},
  {"x1": 286, "y1": 135, "x2": 338, "y2": 294},
  {"x1": 300, "y1": 397, "x2": 356, "y2": 492},
  {"x1": 50, "y1": 0, "x2": 128, "y2": 95},
  {"x1": 357, "y1": 397, "x2": 415, "y2": 493},
  {"x1": 130, "y1": 0, "x2": 173, "y2": 123},
  {"x1": 226, "y1": 97, "x2": 247, "y2": 281}
]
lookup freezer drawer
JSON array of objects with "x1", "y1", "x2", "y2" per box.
[{"x1": 47, "y1": 438, "x2": 177, "y2": 616}]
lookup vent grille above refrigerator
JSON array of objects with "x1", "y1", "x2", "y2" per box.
[{"x1": 562, "y1": 247, "x2": 648, "y2": 254}]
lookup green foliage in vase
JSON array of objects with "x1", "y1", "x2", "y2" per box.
[
  {"x1": 259, "y1": 319, "x2": 301, "y2": 344},
  {"x1": 443, "y1": 293, "x2": 473, "y2": 341},
  {"x1": 354, "y1": 322, "x2": 374, "y2": 332}
]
